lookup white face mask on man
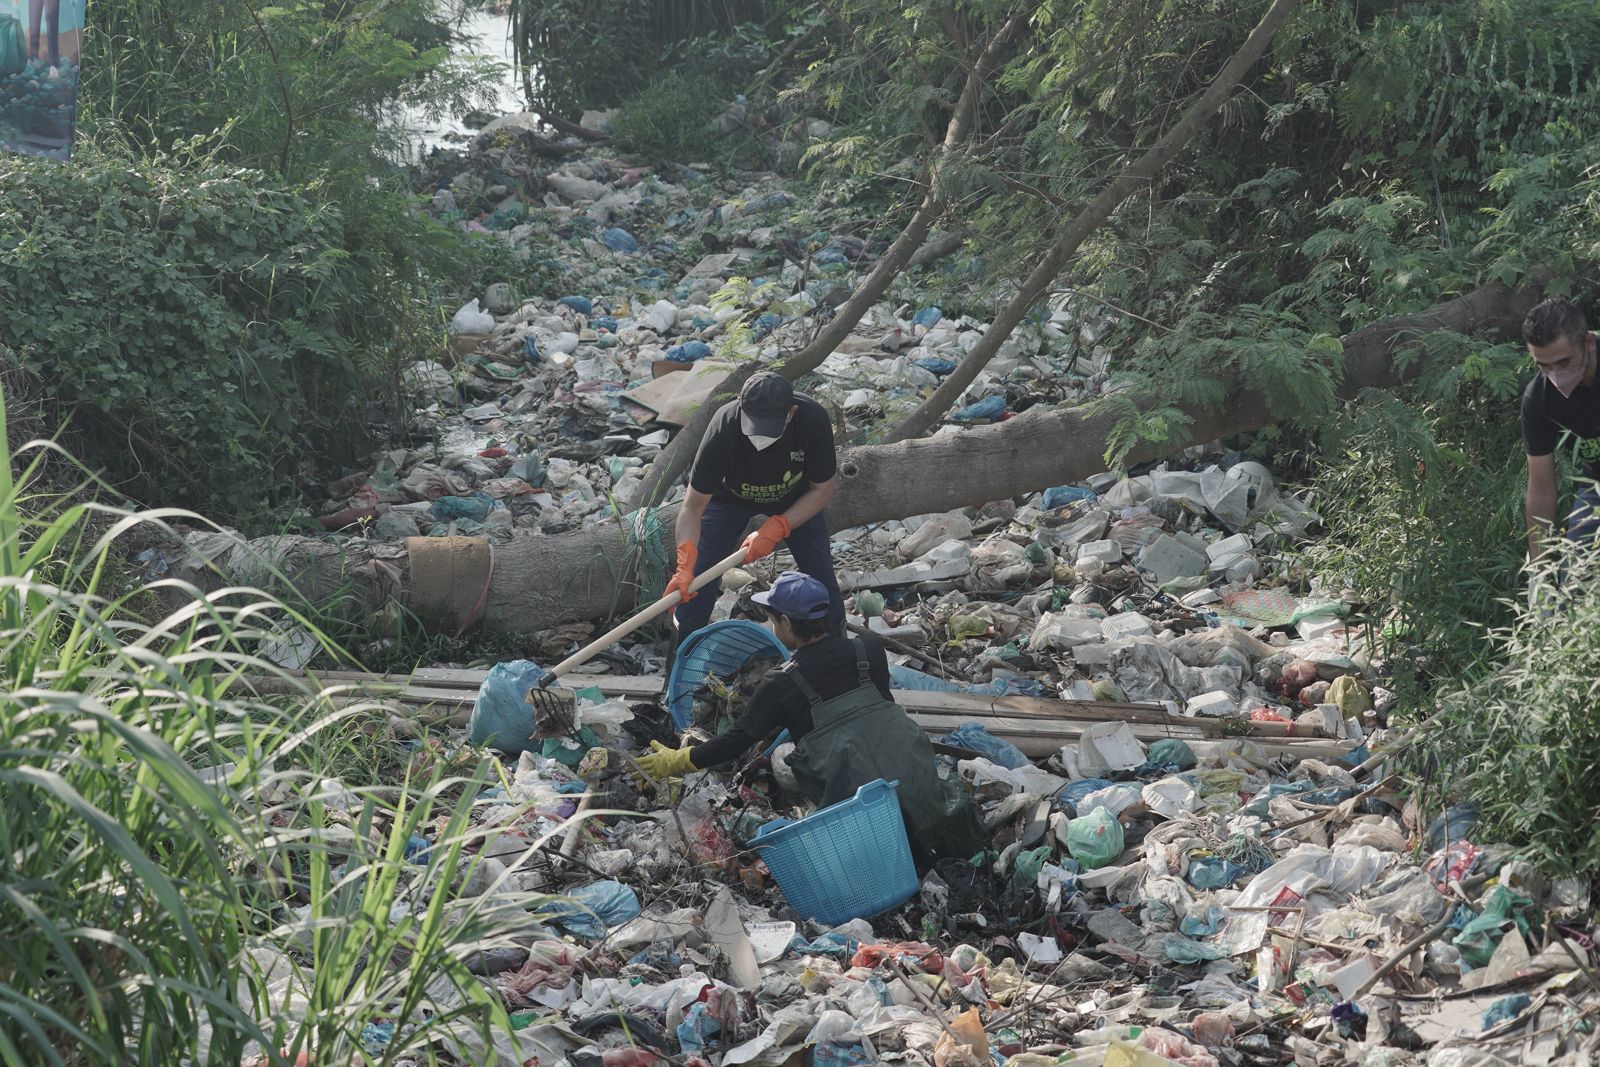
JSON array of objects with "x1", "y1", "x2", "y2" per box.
[{"x1": 1544, "y1": 344, "x2": 1592, "y2": 398}]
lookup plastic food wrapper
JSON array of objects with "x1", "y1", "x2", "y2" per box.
[{"x1": 1075, "y1": 722, "x2": 1147, "y2": 777}]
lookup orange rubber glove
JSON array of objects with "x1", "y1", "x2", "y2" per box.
[
  {"x1": 741, "y1": 514, "x2": 791, "y2": 563},
  {"x1": 665, "y1": 541, "x2": 698, "y2": 603}
]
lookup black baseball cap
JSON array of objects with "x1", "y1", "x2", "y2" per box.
[{"x1": 738, "y1": 372, "x2": 794, "y2": 438}]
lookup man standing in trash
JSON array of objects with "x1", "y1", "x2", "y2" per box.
[
  {"x1": 635, "y1": 571, "x2": 986, "y2": 865},
  {"x1": 665, "y1": 371, "x2": 845, "y2": 641},
  {"x1": 1522, "y1": 297, "x2": 1600, "y2": 571}
]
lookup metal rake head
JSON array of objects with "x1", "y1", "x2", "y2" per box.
[{"x1": 526, "y1": 682, "x2": 578, "y2": 740}]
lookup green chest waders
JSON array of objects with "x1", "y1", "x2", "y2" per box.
[{"x1": 783, "y1": 639, "x2": 985, "y2": 862}]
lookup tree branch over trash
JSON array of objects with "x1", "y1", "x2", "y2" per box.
[
  {"x1": 884, "y1": 0, "x2": 1305, "y2": 443},
  {"x1": 633, "y1": 3, "x2": 1038, "y2": 509}
]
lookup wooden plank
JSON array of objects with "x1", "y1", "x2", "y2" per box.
[
  {"x1": 322, "y1": 694, "x2": 1354, "y2": 761},
  {"x1": 269, "y1": 669, "x2": 1329, "y2": 739},
  {"x1": 900, "y1": 689, "x2": 1322, "y2": 739}
]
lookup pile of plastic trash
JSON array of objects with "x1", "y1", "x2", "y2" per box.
[
  {"x1": 794, "y1": 457, "x2": 1377, "y2": 742},
  {"x1": 311, "y1": 120, "x2": 1108, "y2": 542},
  {"x1": 221, "y1": 106, "x2": 1600, "y2": 1067},
  {"x1": 284, "y1": 639, "x2": 1594, "y2": 1067}
]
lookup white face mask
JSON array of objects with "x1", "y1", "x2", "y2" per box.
[{"x1": 747, "y1": 433, "x2": 782, "y2": 451}]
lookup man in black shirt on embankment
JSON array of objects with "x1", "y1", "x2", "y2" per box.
[
  {"x1": 663, "y1": 371, "x2": 845, "y2": 642},
  {"x1": 1522, "y1": 297, "x2": 1600, "y2": 585}
]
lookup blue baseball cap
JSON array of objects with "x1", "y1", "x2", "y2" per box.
[{"x1": 752, "y1": 570, "x2": 830, "y2": 620}]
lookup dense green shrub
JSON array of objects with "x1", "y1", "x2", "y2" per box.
[
  {"x1": 0, "y1": 403, "x2": 548, "y2": 1064},
  {"x1": 610, "y1": 73, "x2": 730, "y2": 161},
  {"x1": 0, "y1": 146, "x2": 446, "y2": 516},
  {"x1": 511, "y1": 0, "x2": 774, "y2": 117},
  {"x1": 1297, "y1": 384, "x2": 1528, "y2": 690},
  {"x1": 1419, "y1": 538, "x2": 1600, "y2": 876},
  {"x1": 0, "y1": 0, "x2": 510, "y2": 522}
]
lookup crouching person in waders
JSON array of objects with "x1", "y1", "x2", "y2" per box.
[{"x1": 634, "y1": 570, "x2": 985, "y2": 865}]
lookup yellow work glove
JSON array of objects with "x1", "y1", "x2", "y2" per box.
[
  {"x1": 741, "y1": 514, "x2": 791, "y2": 563},
  {"x1": 633, "y1": 740, "x2": 697, "y2": 781},
  {"x1": 664, "y1": 541, "x2": 698, "y2": 603}
]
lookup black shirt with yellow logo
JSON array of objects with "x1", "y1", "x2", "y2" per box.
[{"x1": 688, "y1": 394, "x2": 837, "y2": 510}]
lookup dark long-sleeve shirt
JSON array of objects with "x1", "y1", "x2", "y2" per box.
[{"x1": 689, "y1": 633, "x2": 893, "y2": 769}]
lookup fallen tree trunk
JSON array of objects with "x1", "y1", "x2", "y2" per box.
[{"x1": 193, "y1": 271, "x2": 1550, "y2": 634}]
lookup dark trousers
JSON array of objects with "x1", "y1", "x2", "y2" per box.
[
  {"x1": 1567, "y1": 487, "x2": 1600, "y2": 544},
  {"x1": 673, "y1": 499, "x2": 845, "y2": 641}
]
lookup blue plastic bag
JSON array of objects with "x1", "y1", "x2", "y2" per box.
[
  {"x1": 752, "y1": 312, "x2": 782, "y2": 337},
  {"x1": 1481, "y1": 993, "x2": 1530, "y2": 1030},
  {"x1": 592, "y1": 315, "x2": 619, "y2": 333},
  {"x1": 940, "y1": 722, "x2": 1030, "y2": 769},
  {"x1": 951, "y1": 395, "x2": 1006, "y2": 422},
  {"x1": 510, "y1": 453, "x2": 545, "y2": 485},
  {"x1": 1041, "y1": 485, "x2": 1097, "y2": 509},
  {"x1": 557, "y1": 295, "x2": 593, "y2": 316},
  {"x1": 789, "y1": 930, "x2": 860, "y2": 957},
  {"x1": 600, "y1": 227, "x2": 639, "y2": 253},
  {"x1": 1162, "y1": 935, "x2": 1223, "y2": 963},
  {"x1": 521, "y1": 334, "x2": 540, "y2": 363},
  {"x1": 1240, "y1": 780, "x2": 1316, "y2": 818},
  {"x1": 664, "y1": 339, "x2": 712, "y2": 363},
  {"x1": 1139, "y1": 738, "x2": 1197, "y2": 774},
  {"x1": 813, "y1": 247, "x2": 848, "y2": 266},
  {"x1": 887, "y1": 663, "x2": 958, "y2": 693},
  {"x1": 814, "y1": 1043, "x2": 871, "y2": 1067},
  {"x1": 888, "y1": 663, "x2": 1037, "y2": 697},
  {"x1": 1425, "y1": 803, "x2": 1479, "y2": 850},
  {"x1": 1186, "y1": 855, "x2": 1249, "y2": 890},
  {"x1": 468, "y1": 660, "x2": 549, "y2": 755},
  {"x1": 542, "y1": 880, "x2": 642, "y2": 938},
  {"x1": 914, "y1": 357, "x2": 957, "y2": 376},
  {"x1": 991, "y1": 676, "x2": 1045, "y2": 697},
  {"x1": 359, "y1": 1022, "x2": 395, "y2": 1054},
  {"x1": 430, "y1": 492, "x2": 493, "y2": 523},
  {"x1": 911, "y1": 306, "x2": 942, "y2": 328},
  {"x1": 1056, "y1": 778, "x2": 1114, "y2": 813},
  {"x1": 676, "y1": 1002, "x2": 720, "y2": 1053},
  {"x1": 1179, "y1": 906, "x2": 1226, "y2": 936}
]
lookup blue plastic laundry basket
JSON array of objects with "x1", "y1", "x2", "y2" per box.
[
  {"x1": 667, "y1": 619, "x2": 789, "y2": 729},
  {"x1": 751, "y1": 779, "x2": 919, "y2": 926}
]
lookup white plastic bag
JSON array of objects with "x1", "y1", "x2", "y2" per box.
[{"x1": 450, "y1": 298, "x2": 495, "y2": 335}]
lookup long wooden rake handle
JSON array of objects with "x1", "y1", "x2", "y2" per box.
[{"x1": 540, "y1": 546, "x2": 751, "y2": 685}]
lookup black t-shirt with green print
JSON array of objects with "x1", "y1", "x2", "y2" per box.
[
  {"x1": 689, "y1": 394, "x2": 837, "y2": 510},
  {"x1": 1522, "y1": 363, "x2": 1600, "y2": 480}
]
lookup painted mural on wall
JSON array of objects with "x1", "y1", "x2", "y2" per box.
[{"x1": 0, "y1": 0, "x2": 84, "y2": 158}]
